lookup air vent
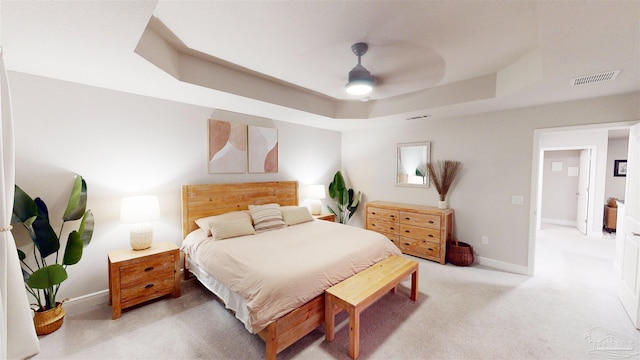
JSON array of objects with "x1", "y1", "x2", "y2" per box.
[
  {"x1": 406, "y1": 114, "x2": 431, "y2": 120},
  {"x1": 572, "y1": 70, "x2": 620, "y2": 86}
]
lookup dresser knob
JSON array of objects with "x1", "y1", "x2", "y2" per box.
[
  {"x1": 428, "y1": 234, "x2": 434, "y2": 238},
  {"x1": 405, "y1": 217, "x2": 410, "y2": 220},
  {"x1": 428, "y1": 221, "x2": 434, "y2": 224},
  {"x1": 390, "y1": 227, "x2": 395, "y2": 230},
  {"x1": 145, "y1": 284, "x2": 154, "y2": 289},
  {"x1": 144, "y1": 267, "x2": 154, "y2": 272}
]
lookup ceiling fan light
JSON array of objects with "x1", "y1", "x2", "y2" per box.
[{"x1": 346, "y1": 79, "x2": 374, "y2": 95}]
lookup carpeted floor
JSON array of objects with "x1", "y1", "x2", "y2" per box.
[{"x1": 30, "y1": 224, "x2": 639, "y2": 359}]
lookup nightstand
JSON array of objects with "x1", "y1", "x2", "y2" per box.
[
  {"x1": 314, "y1": 213, "x2": 336, "y2": 222},
  {"x1": 108, "y1": 241, "x2": 180, "y2": 319}
]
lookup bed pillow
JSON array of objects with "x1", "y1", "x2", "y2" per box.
[
  {"x1": 195, "y1": 211, "x2": 252, "y2": 236},
  {"x1": 249, "y1": 203, "x2": 286, "y2": 233},
  {"x1": 281, "y1": 206, "x2": 314, "y2": 226},
  {"x1": 209, "y1": 217, "x2": 256, "y2": 240}
]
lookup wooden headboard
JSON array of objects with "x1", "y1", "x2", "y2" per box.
[{"x1": 181, "y1": 181, "x2": 298, "y2": 238}]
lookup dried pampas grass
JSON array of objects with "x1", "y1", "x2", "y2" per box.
[{"x1": 427, "y1": 160, "x2": 462, "y2": 201}]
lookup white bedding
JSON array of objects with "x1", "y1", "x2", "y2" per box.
[{"x1": 181, "y1": 219, "x2": 401, "y2": 333}]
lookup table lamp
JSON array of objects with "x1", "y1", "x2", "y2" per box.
[
  {"x1": 307, "y1": 185, "x2": 326, "y2": 215},
  {"x1": 120, "y1": 195, "x2": 160, "y2": 250}
]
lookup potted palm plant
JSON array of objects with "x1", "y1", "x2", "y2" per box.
[
  {"x1": 11, "y1": 174, "x2": 94, "y2": 335},
  {"x1": 328, "y1": 171, "x2": 361, "y2": 224}
]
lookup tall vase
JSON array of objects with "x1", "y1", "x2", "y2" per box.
[{"x1": 438, "y1": 199, "x2": 448, "y2": 209}]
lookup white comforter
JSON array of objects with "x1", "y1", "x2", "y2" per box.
[{"x1": 182, "y1": 219, "x2": 401, "y2": 333}]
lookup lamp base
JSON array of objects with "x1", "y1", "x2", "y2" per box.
[
  {"x1": 310, "y1": 199, "x2": 322, "y2": 215},
  {"x1": 130, "y1": 224, "x2": 153, "y2": 250}
]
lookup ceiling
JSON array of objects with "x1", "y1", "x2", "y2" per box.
[{"x1": 1, "y1": 1, "x2": 638, "y2": 131}]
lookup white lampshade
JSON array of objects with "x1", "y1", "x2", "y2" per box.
[
  {"x1": 121, "y1": 196, "x2": 160, "y2": 250},
  {"x1": 306, "y1": 185, "x2": 326, "y2": 200},
  {"x1": 120, "y1": 196, "x2": 160, "y2": 223},
  {"x1": 306, "y1": 185, "x2": 326, "y2": 215}
]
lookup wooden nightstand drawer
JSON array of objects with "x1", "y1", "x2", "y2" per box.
[
  {"x1": 121, "y1": 277, "x2": 176, "y2": 308},
  {"x1": 400, "y1": 211, "x2": 440, "y2": 228},
  {"x1": 400, "y1": 223, "x2": 440, "y2": 241},
  {"x1": 120, "y1": 255, "x2": 175, "y2": 287},
  {"x1": 108, "y1": 242, "x2": 180, "y2": 319}
]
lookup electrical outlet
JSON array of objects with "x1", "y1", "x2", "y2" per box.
[
  {"x1": 512, "y1": 195, "x2": 524, "y2": 205},
  {"x1": 481, "y1": 236, "x2": 489, "y2": 245}
]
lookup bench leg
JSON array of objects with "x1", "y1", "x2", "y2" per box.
[
  {"x1": 325, "y1": 294, "x2": 335, "y2": 342},
  {"x1": 410, "y1": 268, "x2": 418, "y2": 301},
  {"x1": 348, "y1": 307, "x2": 361, "y2": 359}
]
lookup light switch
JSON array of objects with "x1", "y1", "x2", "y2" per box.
[{"x1": 512, "y1": 195, "x2": 524, "y2": 205}]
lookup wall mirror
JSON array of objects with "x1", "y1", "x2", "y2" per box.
[{"x1": 396, "y1": 142, "x2": 431, "y2": 187}]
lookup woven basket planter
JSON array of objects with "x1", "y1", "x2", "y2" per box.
[
  {"x1": 33, "y1": 303, "x2": 66, "y2": 335},
  {"x1": 447, "y1": 241, "x2": 474, "y2": 266}
]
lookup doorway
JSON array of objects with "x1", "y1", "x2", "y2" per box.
[
  {"x1": 527, "y1": 122, "x2": 634, "y2": 276},
  {"x1": 539, "y1": 149, "x2": 591, "y2": 234}
]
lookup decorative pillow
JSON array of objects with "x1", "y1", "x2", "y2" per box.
[
  {"x1": 195, "y1": 211, "x2": 252, "y2": 236},
  {"x1": 209, "y1": 217, "x2": 256, "y2": 240},
  {"x1": 281, "y1": 206, "x2": 314, "y2": 226},
  {"x1": 249, "y1": 203, "x2": 286, "y2": 233}
]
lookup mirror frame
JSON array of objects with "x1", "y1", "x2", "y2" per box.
[{"x1": 395, "y1": 141, "x2": 431, "y2": 187}]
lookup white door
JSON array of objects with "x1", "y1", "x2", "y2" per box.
[
  {"x1": 576, "y1": 149, "x2": 591, "y2": 234},
  {"x1": 619, "y1": 122, "x2": 640, "y2": 328}
]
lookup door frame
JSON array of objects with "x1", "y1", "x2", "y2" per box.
[{"x1": 527, "y1": 121, "x2": 636, "y2": 276}]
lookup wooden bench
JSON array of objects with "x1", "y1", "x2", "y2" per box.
[{"x1": 324, "y1": 255, "x2": 419, "y2": 359}]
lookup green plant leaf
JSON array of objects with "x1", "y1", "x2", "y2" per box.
[
  {"x1": 63, "y1": 176, "x2": 87, "y2": 221},
  {"x1": 17, "y1": 248, "x2": 26, "y2": 261},
  {"x1": 30, "y1": 210, "x2": 60, "y2": 258},
  {"x1": 62, "y1": 230, "x2": 83, "y2": 265},
  {"x1": 27, "y1": 264, "x2": 67, "y2": 289},
  {"x1": 328, "y1": 171, "x2": 346, "y2": 201},
  {"x1": 12, "y1": 185, "x2": 38, "y2": 225},
  {"x1": 79, "y1": 210, "x2": 94, "y2": 246}
]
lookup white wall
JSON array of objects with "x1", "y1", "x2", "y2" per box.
[
  {"x1": 605, "y1": 137, "x2": 629, "y2": 201},
  {"x1": 343, "y1": 92, "x2": 640, "y2": 272},
  {"x1": 9, "y1": 72, "x2": 342, "y2": 300},
  {"x1": 541, "y1": 150, "x2": 580, "y2": 225}
]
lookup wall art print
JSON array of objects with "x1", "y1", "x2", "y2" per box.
[
  {"x1": 248, "y1": 125, "x2": 278, "y2": 173},
  {"x1": 208, "y1": 119, "x2": 247, "y2": 173}
]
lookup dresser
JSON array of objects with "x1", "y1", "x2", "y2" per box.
[
  {"x1": 108, "y1": 241, "x2": 181, "y2": 319},
  {"x1": 365, "y1": 201, "x2": 453, "y2": 264}
]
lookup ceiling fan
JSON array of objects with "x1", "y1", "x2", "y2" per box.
[{"x1": 345, "y1": 42, "x2": 376, "y2": 96}]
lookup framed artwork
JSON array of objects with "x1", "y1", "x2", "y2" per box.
[
  {"x1": 248, "y1": 126, "x2": 278, "y2": 173},
  {"x1": 614, "y1": 160, "x2": 627, "y2": 177},
  {"x1": 208, "y1": 119, "x2": 247, "y2": 173}
]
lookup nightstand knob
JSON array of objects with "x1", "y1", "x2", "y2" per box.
[
  {"x1": 144, "y1": 267, "x2": 154, "y2": 272},
  {"x1": 145, "y1": 284, "x2": 154, "y2": 289}
]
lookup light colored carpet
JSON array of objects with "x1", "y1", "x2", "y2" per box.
[{"x1": 29, "y1": 225, "x2": 639, "y2": 359}]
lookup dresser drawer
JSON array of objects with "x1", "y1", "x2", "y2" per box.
[
  {"x1": 400, "y1": 211, "x2": 440, "y2": 229},
  {"x1": 399, "y1": 237, "x2": 440, "y2": 258},
  {"x1": 400, "y1": 223, "x2": 440, "y2": 241},
  {"x1": 367, "y1": 219, "x2": 400, "y2": 235},
  {"x1": 120, "y1": 254, "x2": 175, "y2": 287},
  {"x1": 367, "y1": 207, "x2": 399, "y2": 222}
]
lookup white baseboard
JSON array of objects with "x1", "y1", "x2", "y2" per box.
[
  {"x1": 541, "y1": 218, "x2": 577, "y2": 227},
  {"x1": 476, "y1": 256, "x2": 529, "y2": 275},
  {"x1": 65, "y1": 289, "x2": 109, "y2": 307}
]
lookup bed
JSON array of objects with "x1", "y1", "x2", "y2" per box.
[{"x1": 180, "y1": 181, "x2": 401, "y2": 359}]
